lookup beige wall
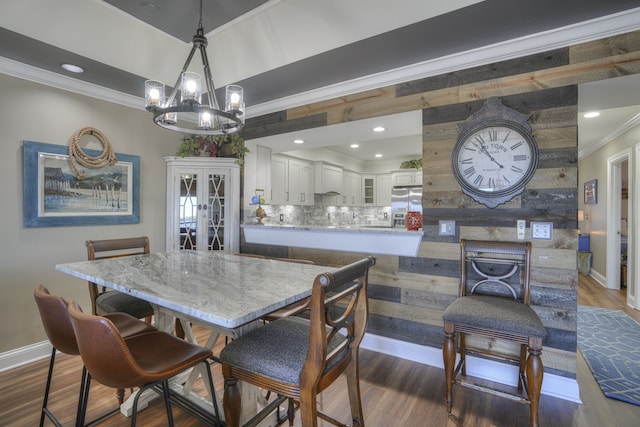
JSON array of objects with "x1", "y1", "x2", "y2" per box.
[
  {"x1": 579, "y1": 124, "x2": 640, "y2": 280},
  {"x1": 0, "y1": 74, "x2": 179, "y2": 353}
]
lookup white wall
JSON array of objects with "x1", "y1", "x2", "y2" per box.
[
  {"x1": 579, "y1": 123, "x2": 640, "y2": 290},
  {"x1": 0, "y1": 74, "x2": 179, "y2": 353}
]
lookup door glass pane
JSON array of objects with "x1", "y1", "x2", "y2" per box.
[
  {"x1": 179, "y1": 173, "x2": 197, "y2": 250},
  {"x1": 364, "y1": 178, "x2": 374, "y2": 203},
  {"x1": 207, "y1": 173, "x2": 225, "y2": 251}
]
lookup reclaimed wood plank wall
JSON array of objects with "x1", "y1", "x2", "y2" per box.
[{"x1": 241, "y1": 31, "x2": 640, "y2": 380}]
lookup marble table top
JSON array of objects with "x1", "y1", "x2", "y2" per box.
[{"x1": 56, "y1": 251, "x2": 330, "y2": 330}]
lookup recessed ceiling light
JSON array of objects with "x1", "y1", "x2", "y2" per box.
[
  {"x1": 293, "y1": 139, "x2": 304, "y2": 144},
  {"x1": 140, "y1": 2, "x2": 161, "y2": 17},
  {"x1": 584, "y1": 111, "x2": 600, "y2": 118},
  {"x1": 372, "y1": 126, "x2": 385, "y2": 132},
  {"x1": 61, "y1": 63, "x2": 85, "y2": 74},
  {"x1": 375, "y1": 154, "x2": 383, "y2": 158},
  {"x1": 350, "y1": 144, "x2": 359, "y2": 148}
]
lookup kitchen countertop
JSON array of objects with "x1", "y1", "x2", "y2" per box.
[{"x1": 242, "y1": 223, "x2": 423, "y2": 256}]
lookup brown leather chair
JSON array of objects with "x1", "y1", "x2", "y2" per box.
[
  {"x1": 442, "y1": 240, "x2": 546, "y2": 427},
  {"x1": 221, "y1": 256, "x2": 376, "y2": 427},
  {"x1": 68, "y1": 300, "x2": 220, "y2": 427},
  {"x1": 33, "y1": 284, "x2": 156, "y2": 427},
  {"x1": 85, "y1": 237, "x2": 154, "y2": 321}
]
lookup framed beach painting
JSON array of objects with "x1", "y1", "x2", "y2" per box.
[{"x1": 23, "y1": 141, "x2": 140, "y2": 227}]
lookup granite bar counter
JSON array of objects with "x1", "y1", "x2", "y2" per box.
[{"x1": 242, "y1": 224, "x2": 423, "y2": 256}]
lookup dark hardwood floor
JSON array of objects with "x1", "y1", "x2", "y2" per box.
[{"x1": 1, "y1": 273, "x2": 638, "y2": 426}]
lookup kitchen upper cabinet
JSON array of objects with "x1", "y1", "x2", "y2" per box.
[
  {"x1": 341, "y1": 170, "x2": 362, "y2": 206},
  {"x1": 165, "y1": 157, "x2": 240, "y2": 254},
  {"x1": 288, "y1": 158, "x2": 314, "y2": 205},
  {"x1": 271, "y1": 155, "x2": 314, "y2": 205},
  {"x1": 361, "y1": 174, "x2": 392, "y2": 206},
  {"x1": 271, "y1": 155, "x2": 289, "y2": 204},
  {"x1": 254, "y1": 145, "x2": 272, "y2": 203},
  {"x1": 376, "y1": 173, "x2": 392, "y2": 206},
  {"x1": 392, "y1": 169, "x2": 422, "y2": 187},
  {"x1": 314, "y1": 162, "x2": 343, "y2": 194},
  {"x1": 362, "y1": 175, "x2": 375, "y2": 205}
]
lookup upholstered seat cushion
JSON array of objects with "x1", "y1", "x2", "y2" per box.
[
  {"x1": 95, "y1": 291, "x2": 153, "y2": 318},
  {"x1": 220, "y1": 316, "x2": 347, "y2": 385},
  {"x1": 442, "y1": 295, "x2": 546, "y2": 338}
]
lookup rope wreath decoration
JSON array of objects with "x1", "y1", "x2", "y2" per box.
[{"x1": 68, "y1": 127, "x2": 118, "y2": 179}]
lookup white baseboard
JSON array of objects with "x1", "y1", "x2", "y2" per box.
[
  {"x1": 589, "y1": 269, "x2": 607, "y2": 287},
  {"x1": 2, "y1": 334, "x2": 582, "y2": 404},
  {"x1": 0, "y1": 340, "x2": 52, "y2": 373},
  {"x1": 361, "y1": 333, "x2": 582, "y2": 404}
]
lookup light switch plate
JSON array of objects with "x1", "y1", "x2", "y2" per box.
[
  {"x1": 439, "y1": 220, "x2": 455, "y2": 236},
  {"x1": 531, "y1": 222, "x2": 553, "y2": 240}
]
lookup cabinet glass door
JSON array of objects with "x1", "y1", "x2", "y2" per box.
[
  {"x1": 179, "y1": 173, "x2": 198, "y2": 250},
  {"x1": 206, "y1": 172, "x2": 226, "y2": 251}
]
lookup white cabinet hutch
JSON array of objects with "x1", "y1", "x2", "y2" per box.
[{"x1": 165, "y1": 157, "x2": 240, "y2": 253}]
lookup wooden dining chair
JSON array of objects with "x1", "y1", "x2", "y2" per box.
[
  {"x1": 442, "y1": 240, "x2": 546, "y2": 427},
  {"x1": 85, "y1": 237, "x2": 154, "y2": 322},
  {"x1": 68, "y1": 300, "x2": 221, "y2": 427},
  {"x1": 33, "y1": 284, "x2": 156, "y2": 427},
  {"x1": 221, "y1": 256, "x2": 376, "y2": 427}
]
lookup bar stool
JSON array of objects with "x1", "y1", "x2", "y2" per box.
[
  {"x1": 221, "y1": 257, "x2": 376, "y2": 427},
  {"x1": 68, "y1": 300, "x2": 221, "y2": 427},
  {"x1": 33, "y1": 284, "x2": 156, "y2": 427},
  {"x1": 442, "y1": 240, "x2": 546, "y2": 427}
]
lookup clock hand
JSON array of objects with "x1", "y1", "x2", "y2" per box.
[{"x1": 472, "y1": 141, "x2": 504, "y2": 169}]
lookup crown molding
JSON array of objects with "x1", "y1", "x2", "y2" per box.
[
  {"x1": 247, "y1": 7, "x2": 640, "y2": 117},
  {"x1": 579, "y1": 112, "x2": 640, "y2": 159},
  {"x1": 0, "y1": 56, "x2": 143, "y2": 111},
  {"x1": 2, "y1": 8, "x2": 639, "y2": 119}
]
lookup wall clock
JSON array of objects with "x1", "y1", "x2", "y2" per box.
[{"x1": 452, "y1": 97, "x2": 538, "y2": 208}]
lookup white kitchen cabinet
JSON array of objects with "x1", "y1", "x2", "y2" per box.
[
  {"x1": 391, "y1": 169, "x2": 422, "y2": 187},
  {"x1": 376, "y1": 173, "x2": 393, "y2": 206},
  {"x1": 165, "y1": 157, "x2": 240, "y2": 253},
  {"x1": 341, "y1": 170, "x2": 362, "y2": 206},
  {"x1": 271, "y1": 155, "x2": 314, "y2": 205},
  {"x1": 362, "y1": 174, "x2": 392, "y2": 206},
  {"x1": 314, "y1": 162, "x2": 343, "y2": 194},
  {"x1": 270, "y1": 155, "x2": 289, "y2": 204},
  {"x1": 255, "y1": 145, "x2": 272, "y2": 203},
  {"x1": 288, "y1": 158, "x2": 314, "y2": 205}
]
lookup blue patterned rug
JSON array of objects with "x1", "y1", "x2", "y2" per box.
[{"x1": 577, "y1": 305, "x2": 640, "y2": 405}]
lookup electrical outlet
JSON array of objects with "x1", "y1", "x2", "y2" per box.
[{"x1": 531, "y1": 222, "x2": 553, "y2": 240}]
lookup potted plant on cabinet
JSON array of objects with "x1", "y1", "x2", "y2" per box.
[{"x1": 177, "y1": 133, "x2": 249, "y2": 165}]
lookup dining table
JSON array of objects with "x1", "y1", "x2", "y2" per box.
[{"x1": 55, "y1": 250, "x2": 331, "y2": 425}]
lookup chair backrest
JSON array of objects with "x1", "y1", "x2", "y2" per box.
[
  {"x1": 33, "y1": 284, "x2": 79, "y2": 355},
  {"x1": 67, "y1": 300, "x2": 147, "y2": 389},
  {"x1": 301, "y1": 256, "x2": 376, "y2": 391},
  {"x1": 85, "y1": 237, "x2": 150, "y2": 314},
  {"x1": 460, "y1": 239, "x2": 532, "y2": 304}
]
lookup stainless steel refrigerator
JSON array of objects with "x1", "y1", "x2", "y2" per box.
[{"x1": 391, "y1": 187, "x2": 422, "y2": 228}]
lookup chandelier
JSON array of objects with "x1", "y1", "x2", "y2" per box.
[{"x1": 144, "y1": 0, "x2": 244, "y2": 136}]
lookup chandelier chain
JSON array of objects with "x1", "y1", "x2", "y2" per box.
[{"x1": 68, "y1": 127, "x2": 118, "y2": 180}]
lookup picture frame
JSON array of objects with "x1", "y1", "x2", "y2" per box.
[
  {"x1": 23, "y1": 140, "x2": 140, "y2": 227},
  {"x1": 584, "y1": 179, "x2": 597, "y2": 205}
]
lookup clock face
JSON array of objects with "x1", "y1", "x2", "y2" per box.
[{"x1": 452, "y1": 120, "x2": 538, "y2": 207}]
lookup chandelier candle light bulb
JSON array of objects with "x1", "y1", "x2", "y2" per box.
[{"x1": 145, "y1": 80, "x2": 164, "y2": 108}]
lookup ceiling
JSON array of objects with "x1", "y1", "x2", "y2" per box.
[{"x1": 1, "y1": 0, "x2": 640, "y2": 162}]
